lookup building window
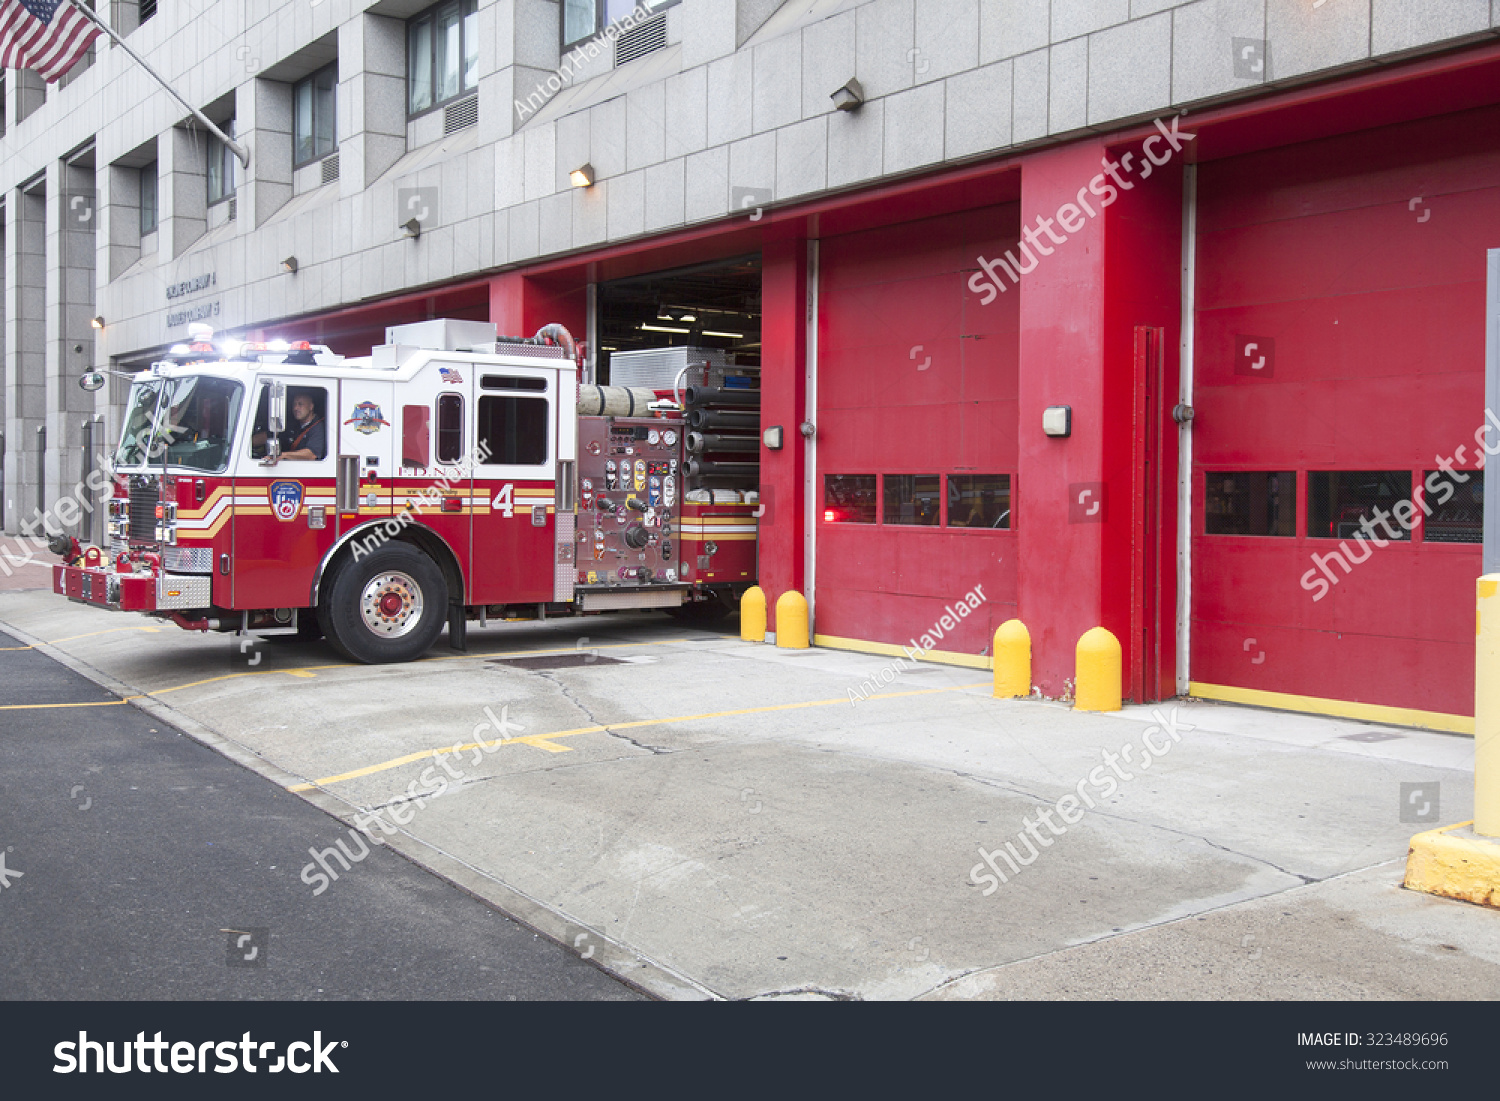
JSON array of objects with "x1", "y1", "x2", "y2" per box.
[
  {"x1": 139, "y1": 0, "x2": 156, "y2": 23},
  {"x1": 293, "y1": 63, "x2": 337, "y2": 167},
  {"x1": 139, "y1": 161, "x2": 158, "y2": 236},
  {"x1": 1308, "y1": 471, "x2": 1413, "y2": 542},
  {"x1": 1422, "y1": 469, "x2": 1484, "y2": 543},
  {"x1": 407, "y1": 0, "x2": 478, "y2": 116},
  {"x1": 884, "y1": 475, "x2": 941, "y2": 527},
  {"x1": 436, "y1": 393, "x2": 464, "y2": 464},
  {"x1": 948, "y1": 475, "x2": 1011, "y2": 529},
  {"x1": 1205, "y1": 471, "x2": 1295, "y2": 536},
  {"x1": 562, "y1": 0, "x2": 679, "y2": 50},
  {"x1": 207, "y1": 119, "x2": 237, "y2": 205},
  {"x1": 823, "y1": 475, "x2": 876, "y2": 524}
]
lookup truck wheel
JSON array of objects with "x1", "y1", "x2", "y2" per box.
[{"x1": 321, "y1": 543, "x2": 447, "y2": 664}]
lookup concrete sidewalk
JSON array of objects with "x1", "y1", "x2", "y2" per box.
[{"x1": 1, "y1": 585, "x2": 1494, "y2": 1000}]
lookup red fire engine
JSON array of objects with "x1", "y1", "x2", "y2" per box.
[{"x1": 53, "y1": 320, "x2": 760, "y2": 663}]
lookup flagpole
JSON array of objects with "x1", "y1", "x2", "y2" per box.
[{"x1": 68, "y1": 1, "x2": 251, "y2": 168}]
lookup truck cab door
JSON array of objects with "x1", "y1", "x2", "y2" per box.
[
  {"x1": 233, "y1": 377, "x2": 338, "y2": 609},
  {"x1": 468, "y1": 365, "x2": 558, "y2": 606}
]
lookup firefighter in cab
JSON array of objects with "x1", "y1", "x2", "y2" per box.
[{"x1": 252, "y1": 389, "x2": 326, "y2": 463}]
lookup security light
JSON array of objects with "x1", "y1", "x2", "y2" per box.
[
  {"x1": 570, "y1": 163, "x2": 595, "y2": 188},
  {"x1": 831, "y1": 78, "x2": 865, "y2": 111},
  {"x1": 90, "y1": 316, "x2": 105, "y2": 329},
  {"x1": 281, "y1": 256, "x2": 299, "y2": 273},
  {"x1": 401, "y1": 218, "x2": 422, "y2": 239}
]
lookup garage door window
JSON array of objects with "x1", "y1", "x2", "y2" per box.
[
  {"x1": 823, "y1": 475, "x2": 876, "y2": 523},
  {"x1": 947, "y1": 475, "x2": 1011, "y2": 529},
  {"x1": 1204, "y1": 472, "x2": 1295, "y2": 536},
  {"x1": 1308, "y1": 471, "x2": 1413, "y2": 541},
  {"x1": 884, "y1": 475, "x2": 941, "y2": 526},
  {"x1": 1422, "y1": 469, "x2": 1484, "y2": 543}
]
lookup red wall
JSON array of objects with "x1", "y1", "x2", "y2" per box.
[
  {"x1": 1191, "y1": 103, "x2": 1500, "y2": 716},
  {"x1": 758, "y1": 235, "x2": 808, "y2": 628}
]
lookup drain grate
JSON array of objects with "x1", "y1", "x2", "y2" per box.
[{"x1": 489, "y1": 653, "x2": 628, "y2": 670}]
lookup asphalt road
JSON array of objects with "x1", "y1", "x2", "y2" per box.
[{"x1": 0, "y1": 628, "x2": 642, "y2": 1001}]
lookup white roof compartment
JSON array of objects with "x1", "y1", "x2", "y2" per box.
[{"x1": 386, "y1": 318, "x2": 498, "y2": 351}]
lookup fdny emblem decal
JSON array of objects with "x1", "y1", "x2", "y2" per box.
[
  {"x1": 439, "y1": 367, "x2": 464, "y2": 384},
  {"x1": 343, "y1": 401, "x2": 390, "y2": 435},
  {"x1": 269, "y1": 480, "x2": 304, "y2": 522}
]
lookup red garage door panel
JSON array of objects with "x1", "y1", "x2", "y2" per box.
[
  {"x1": 815, "y1": 204, "x2": 1022, "y2": 661},
  {"x1": 1191, "y1": 103, "x2": 1500, "y2": 720}
]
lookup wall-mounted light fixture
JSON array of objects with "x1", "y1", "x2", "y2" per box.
[
  {"x1": 569, "y1": 163, "x2": 595, "y2": 188},
  {"x1": 400, "y1": 218, "x2": 422, "y2": 239},
  {"x1": 281, "y1": 256, "x2": 299, "y2": 273},
  {"x1": 830, "y1": 78, "x2": 865, "y2": 111},
  {"x1": 90, "y1": 316, "x2": 105, "y2": 329},
  {"x1": 1042, "y1": 405, "x2": 1072, "y2": 438},
  {"x1": 763, "y1": 426, "x2": 784, "y2": 451}
]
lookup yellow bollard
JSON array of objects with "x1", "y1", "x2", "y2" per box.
[
  {"x1": 1075, "y1": 626, "x2": 1122, "y2": 712},
  {"x1": 774, "y1": 590, "x2": 809, "y2": 649},
  {"x1": 740, "y1": 586, "x2": 767, "y2": 643},
  {"x1": 993, "y1": 619, "x2": 1031, "y2": 698},
  {"x1": 1477, "y1": 575, "x2": 1499, "y2": 837}
]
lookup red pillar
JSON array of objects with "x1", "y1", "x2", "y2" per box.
[
  {"x1": 489, "y1": 271, "x2": 587, "y2": 340},
  {"x1": 757, "y1": 234, "x2": 808, "y2": 628},
  {"x1": 1015, "y1": 139, "x2": 1111, "y2": 694}
]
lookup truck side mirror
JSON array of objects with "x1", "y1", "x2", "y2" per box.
[{"x1": 269, "y1": 381, "x2": 287, "y2": 435}]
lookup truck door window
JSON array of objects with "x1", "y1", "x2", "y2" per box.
[
  {"x1": 436, "y1": 393, "x2": 465, "y2": 463},
  {"x1": 477, "y1": 396, "x2": 548, "y2": 465},
  {"x1": 251, "y1": 383, "x2": 329, "y2": 461}
]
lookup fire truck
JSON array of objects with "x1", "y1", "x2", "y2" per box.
[{"x1": 52, "y1": 320, "x2": 761, "y2": 663}]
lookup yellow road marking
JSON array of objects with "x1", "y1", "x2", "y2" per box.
[
  {"x1": 0, "y1": 699, "x2": 132, "y2": 711},
  {"x1": 287, "y1": 681, "x2": 990, "y2": 792},
  {"x1": 0, "y1": 625, "x2": 163, "y2": 652}
]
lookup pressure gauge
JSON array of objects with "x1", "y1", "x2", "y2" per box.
[
  {"x1": 582, "y1": 478, "x2": 593, "y2": 490},
  {"x1": 587, "y1": 441, "x2": 601, "y2": 455},
  {"x1": 648, "y1": 429, "x2": 660, "y2": 445},
  {"x1": 663, "y1": 429, "x2": 678, "y2": 447}
]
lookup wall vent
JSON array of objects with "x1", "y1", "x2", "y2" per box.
[
  {"x1": 615, "y1": 14, "x2": 667, "y2": 66},
  {"x1": 226, "y1": 196, "x2": 236, "y2": 221},
  {"x1": 321, "y1": 153, "x2": 340, "y2": 185},
  {"x1": 444, "y1": 96, "x2": 478, "y2": 134}
]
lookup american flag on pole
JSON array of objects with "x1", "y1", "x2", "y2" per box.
[{"x1": 0, "y1": 0, "x2": 99, "y2": 83}]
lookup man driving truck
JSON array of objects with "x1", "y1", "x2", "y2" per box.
[{"x1": 255, "y1": 390, "x2": 326, "y2": 463}]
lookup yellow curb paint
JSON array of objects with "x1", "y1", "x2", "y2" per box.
[
  {"x1": 813, "y1": 633, "x2": 992, "y2": 670},
  {"x1": 1403, "y1": 822, "x2": 1500, "y2": 909},
  {"x1": 1189, "y1": 681, "x2": 1472, "y2": 735},
  {"x1": 0, "y1": 625, "x2": 163, "y2": 651},
  {"x1": 287, "y1": 681, "x2": 991, "y2": 792}
]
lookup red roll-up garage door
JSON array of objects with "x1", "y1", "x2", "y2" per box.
[
  {"x1": 1190, "y1": 104, "x2": 1500, "y2": 724},
  {"x1": 814, "y1": 204, "x2": 1021, "y2": 660}
]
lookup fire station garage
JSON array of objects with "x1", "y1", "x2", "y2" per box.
[{"x1": 1188, "y1": 100, "x2": 1500, "y2": 729}]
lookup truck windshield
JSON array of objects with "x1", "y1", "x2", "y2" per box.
[{"x1": 114, "y1": 376, "x2": 244, "y2": 473}]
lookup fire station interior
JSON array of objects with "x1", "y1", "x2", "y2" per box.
[{"x1": 594, "y1": 255, "x2": 762, "y2": 382}]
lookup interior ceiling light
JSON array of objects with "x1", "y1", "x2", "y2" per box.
[
  {"x1": 641, "y1": 323, "x2": 690, "y2": 334},
  {"x1": 570, "y1": 163, "x2": 595, "y2": 188},
  {"x1": 678, "y1": 313, "x2": 697, "y2": 323},
  {"x1": 701, "y1": 330, "x2": 745, "y2": 339}
]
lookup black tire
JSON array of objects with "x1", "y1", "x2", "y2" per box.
[{"x1": 320, "y1": 542, "x2": 447, "y2": 664}]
